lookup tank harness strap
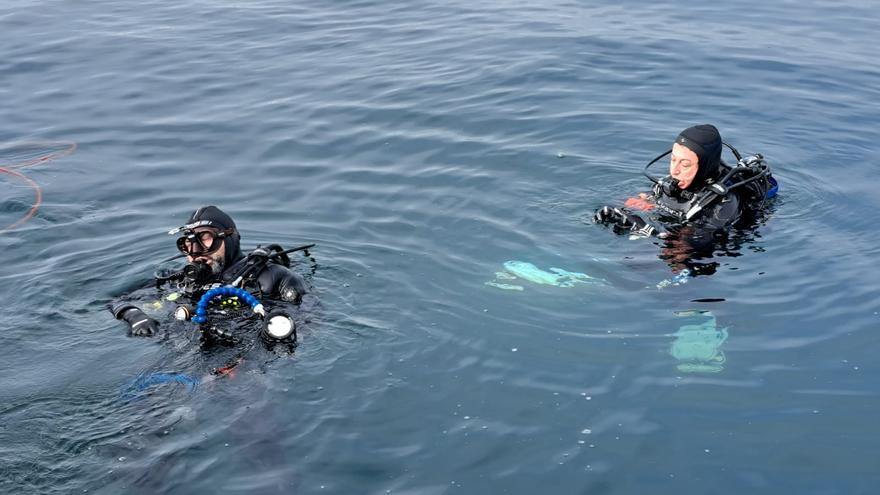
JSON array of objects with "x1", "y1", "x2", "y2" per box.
[{"x1": 684, "y1": 183, "x2": 727, "y2": 221}]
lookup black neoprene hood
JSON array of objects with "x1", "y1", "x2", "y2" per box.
[
  {"x1": 675, "y1": 124, "x2": 722, "y2": 189},
  {"x1": 184, "y1": 205, "x2": 242, "y2": 262}
]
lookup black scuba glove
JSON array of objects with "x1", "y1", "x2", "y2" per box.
[
  {"x1": 121, "y1": 308, "x2": 160, "y2": 337},
  {"x1": 594, "y1": 206, "x2": 663, "y2": 237},
  {"x1": 594, "y1": 205, "x2": 639, "y2": 228},
  {"x1": 594, "y1": 205, "x2": 617, "y2": 224}
]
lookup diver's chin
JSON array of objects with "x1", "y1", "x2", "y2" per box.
[{"x1": 210, "y1": 260, "x2": 224, "y2": 275}]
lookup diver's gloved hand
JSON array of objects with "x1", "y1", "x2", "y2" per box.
[
  {"x1": 594, "y1": 206, "x2": 619, "y2": 224},
  {"x1": 121, "y1": 308, "x2": 160, "y2": 337},
  {"x1": 595, "y1": 206, "x2": 636, "y2": 228},
  {"x1": 596, "y1": 206, "x2": 664, "y2": 237},
  {"x1": 621, "y1": 213, "x2": 659, "y2": 237}
]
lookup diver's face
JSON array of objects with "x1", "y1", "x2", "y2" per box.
[
  {"x1": 185, "y1": 227, "x2": 226, "y2": 267},
  {"x1": 670, "y1": 143, "x2": 699, "y2": 189}
]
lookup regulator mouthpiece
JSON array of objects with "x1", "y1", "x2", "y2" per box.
[
  {"x1": 659, "y1": 176, "x2": 683, "y2": 197},
  {"x1": 183, "y1": 261, "x2": 213, "y2": 286}
]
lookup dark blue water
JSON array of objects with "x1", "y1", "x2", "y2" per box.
[{"x1": 2, "y1": 1, "x2": 878, "y2": 493}]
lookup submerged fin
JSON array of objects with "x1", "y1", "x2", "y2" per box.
[
  {"x1": 496, "y1": 260, "x2": 607, "y2": 288},
  {"x1": 485, "y1": 282, "x2": 525, "y2": 291}
]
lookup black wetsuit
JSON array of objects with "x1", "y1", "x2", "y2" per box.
[
  {"x1": 109, "y1": 205, "x2": 308, "y2": 330},
  {"x1": 220, "y1": 254, "x2": 309, "y2": 304},
  {"x1": 649, "y1": 178, "x2": 743, "y2": 239},
  {"x1": 594, "y1": 175, "x2": 745, "y2": 244},
  {"x1": 109, "y1": 256, "x2": 308, "y2": 321},
  {"x1": 597, "y1": 126, "x2": 774, "y2": 277},
  {"x1": 597, "y1": 125, "x2": 764, "y2": 240}
]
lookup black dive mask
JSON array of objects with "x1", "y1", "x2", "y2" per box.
[
  {"x1": 175, "y1": 228, "x2": 233, "y2": 256},
  {"x1": 183, "y1": 261, "x2": 214, "y2": 286}
]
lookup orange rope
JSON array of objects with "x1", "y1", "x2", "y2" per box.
[
  {"x1": 0, "y1": 166, "x2": 43, "y2": 232},
  {"x1": 0, "y1": 140, "x2": 77, "y2": 170},
  {"x1": 0, "y1": 140, "x2": 75, "y2": 232}
]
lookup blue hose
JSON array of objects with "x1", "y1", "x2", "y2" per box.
[
  {"x1": 120, "y1": 372, "x2": 199, "y2": 400},
  {"x1": 192, "y1": 286, "x2": 263, "y2": 324},
  {"x1": 767, "y1": 176, "x2": 779, "y2": 199}
]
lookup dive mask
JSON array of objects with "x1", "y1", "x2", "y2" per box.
[{"x1": 174, "y1": 228, "x2": 233, "y2": 256}]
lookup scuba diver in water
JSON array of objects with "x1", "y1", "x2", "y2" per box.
[
  {"x1": 109, "y1": 206, "x2": 309, "y2": 340},
  {"x1": 594, "y1": 124, "x2": 777, "y2": 272}
]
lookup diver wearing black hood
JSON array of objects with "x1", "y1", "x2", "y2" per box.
[
  {"x1": 675, "y1": 124, "x2": 724, "y2": 191},
  {"x1": 650, "y1": 124, "x2": 741, "y2": 233},
  {"x1": 109, "y1": 206, "x2": 308, "y2": 337},
  {"x1": 187, "y1": 205, "x2": 243, "y2": 266},
  {"x1": 594, "y1": 124, "x2": 776, "y2": 241}
]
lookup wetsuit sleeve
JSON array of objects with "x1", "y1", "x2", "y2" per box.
[
  {"x1": 694, "y1": 193, "x2": 741, "y2": 233},
  {"x1": 677, "y1": 193, "x2": 742, "y2": 251},
  {"x1": 105, "y1": 276, "x2": 154, "y2": 319},
  {"x1": 110, "y1": 301, "x2": 138, "y2": 319},
  {"x1": 257, "y1": 264, "x2": 308, "y2": 303}
]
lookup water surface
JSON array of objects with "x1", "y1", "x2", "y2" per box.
[{"x1": 1, "y1": 1, "x2": 878, "y2": 493}]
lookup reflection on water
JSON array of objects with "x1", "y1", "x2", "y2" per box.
[
  {"x1": 670, "y1": 310, "x2": 728, "y2": 373},
  {"x1": 658, "y1": 201, "x2": 778, "y2": 278}
]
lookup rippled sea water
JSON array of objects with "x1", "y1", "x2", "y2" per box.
[{"x1": 1, "y1": 1, "x2": 878, "y2": 493}]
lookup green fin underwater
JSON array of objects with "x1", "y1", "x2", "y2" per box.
[
  {"x1": 486, "y1": 261, "x2": 608, "y2": 291},
  {"x1": 670, "y1": 310, "x2": 728, "y2": 373}
]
